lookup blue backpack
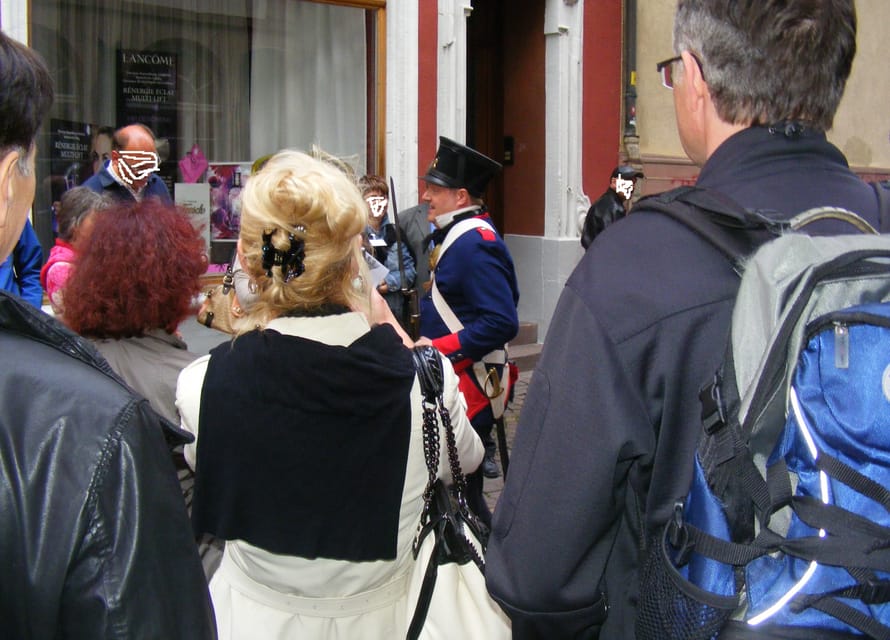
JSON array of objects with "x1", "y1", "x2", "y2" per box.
[{"x1": 635, "y1": 186, "x2": 890, "y2": 640}]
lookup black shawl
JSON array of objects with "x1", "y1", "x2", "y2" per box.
[{"x1": 192, "y1": 322, "x2": 415, "y2": 561}]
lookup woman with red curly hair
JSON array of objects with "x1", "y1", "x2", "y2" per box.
[{"x1": 63, "y1": 199, "x2": 207, "y2": 425}]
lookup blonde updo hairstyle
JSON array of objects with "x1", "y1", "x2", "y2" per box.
[{"x1": 237, "y1": 149, "x2": 371, "y2": 329}]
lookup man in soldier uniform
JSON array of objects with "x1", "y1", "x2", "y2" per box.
[{"x1": 415, "y1": 136, "x2": 519, "y2": 526}]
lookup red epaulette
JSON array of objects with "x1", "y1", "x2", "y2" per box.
[{"x1": 475, "y1": 227, "x2": 496, "y2": 241}]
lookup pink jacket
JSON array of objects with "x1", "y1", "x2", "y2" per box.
[{"x1": 39, "y1": 239, "x2": 77, "y2": 315}]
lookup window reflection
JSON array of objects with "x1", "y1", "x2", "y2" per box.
[{"x1": 29, "y1": 0, "x2": 380, "y2": 257}]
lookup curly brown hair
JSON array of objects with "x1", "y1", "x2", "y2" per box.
[{"x1": 63, "y1": 199, "x2": 207, "y2": 338}]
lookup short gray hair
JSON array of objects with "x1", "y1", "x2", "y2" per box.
[{"x1": 673, "y1": 0, "x2": 856, "y2": 131}]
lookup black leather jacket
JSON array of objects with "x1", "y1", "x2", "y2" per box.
[
  {"x1": 0, "y1": 292, "x2": 216, "y2": 638},
  {"x1": 581, "y1": 188, "x2": 626, "y2": 249}
]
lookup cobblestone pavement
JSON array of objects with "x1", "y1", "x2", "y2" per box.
[{"x1": 483, "y1": 368, "x2": 532, "y2": 514}]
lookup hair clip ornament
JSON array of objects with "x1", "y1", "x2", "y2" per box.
[
  {"x1": 281, "y1": 233, "x2": 306, "y2": 282},
  {"x1": 261, "y1": 231, "x2": 276, "y2": 277},
  {"x1": 261, "y1": 226, "x2": 307, "y2": 282}
]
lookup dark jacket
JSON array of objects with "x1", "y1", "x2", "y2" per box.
[
  {"x1": 0, "y1": 218, "x2": 44, "y2": 307},
  {"x1": 485, "y1": 125, "x2": 885, "y2": 639},
  {"x1": 581, "y1": 188, "x2": 625, "y2": 249},
  {"x1": 0, "y1": 291, "x2": 216, "y2": 639},
  {"x1": 366, "y1": 219, "x2": 416, "y2": 322},
  {"x1": 398, "y1": 202, "x2": 432, "y2": 291},
  {"x1": 82, "y1": 162, "x2": 173, "y2": 204}
]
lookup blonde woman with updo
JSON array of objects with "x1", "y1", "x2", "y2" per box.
[{"x1": 176, "y1": 150, "x2": 483, "y2": 639}]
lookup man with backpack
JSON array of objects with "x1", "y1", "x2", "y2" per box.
[{"x1": 486, "y1": 2, "x2": 885, "y2": 638}]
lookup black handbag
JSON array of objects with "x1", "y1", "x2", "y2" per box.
[{"x1": 405, "y1": 345, "x2": 510, "y2": 640}]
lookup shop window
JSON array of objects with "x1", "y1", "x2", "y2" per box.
[{"x1": 29, "y1": 0, "x2": 385, "y2": 262}]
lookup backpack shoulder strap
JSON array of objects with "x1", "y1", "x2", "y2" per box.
[
  {"x1": 871, "y1": 180, "x2": 890, "y2": 233},
  {"x1": 638, "y1": 186, "x2": 779, "y2": 270},
  {"x1": 789, "y1": 206, "x2": 878, "y2": 234}
]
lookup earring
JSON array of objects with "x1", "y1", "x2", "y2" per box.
[
  {"x1": 248, "y1": 278, "x2": 258, "y2": 294},
  {"x1": 352, "y1": 274, "x2": 364, "y2": 291}
]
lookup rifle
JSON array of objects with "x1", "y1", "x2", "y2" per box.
[{"x1": 389, "y1": 177, "x2": 421, "y2": 340}]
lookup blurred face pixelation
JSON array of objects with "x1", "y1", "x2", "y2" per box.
[
  {"x1": 117, "y1": 150, "x2": 159, "y2": 190},
  {"x1": 615, "y1": 176, "x2": 635, "y2": 200},
  {"x1": 365, "y1": 194, "x2": 387, "y2": 218},
  {"x1": 114, "y1": 126, "x2": 160, "y2": 192}
]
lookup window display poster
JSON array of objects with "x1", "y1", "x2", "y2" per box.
[
  {"x1": 207, "y1": 162, "x2": 251, "y2": 241},
  {"x1": 174, "y1": 183, "x2": 211, "y2": 256},
  {"x1": 49, "y1": 119, "x2": 92, "y2": 202},
  {"x1": 116, "y1": 49, "x2": 178, "y2": 192}
]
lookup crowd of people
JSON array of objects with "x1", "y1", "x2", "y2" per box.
[
  {"x1": 0, "y1": 31, "x2": 216, "y2": 639},
  {"x1": 0, "y1": 0, "x2": 882, "y2": 638}
]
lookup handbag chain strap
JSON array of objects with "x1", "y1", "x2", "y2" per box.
[
  {"x1": 221, "y1": 259, "x2": 235, "y2": 294},
  {"x1": 411, "y1": 346, "x2": 472, "y2": 541},
  {"x1": 407, "y1": 346, "x2": 492, "y2": 640},
  {"x1": 417, "y1": 395, "x2": 441, "y2": 535},
  {"x1": 437, "y1": 395, "x2": 469, "y2": 505}
]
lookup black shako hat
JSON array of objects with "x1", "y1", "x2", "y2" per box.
[
  {"x1": 422, "y1": 136, "x2": 502, "y2": 198},
  {"x1": 612, "y1": 165, "x2": 644, "y2": 180}
]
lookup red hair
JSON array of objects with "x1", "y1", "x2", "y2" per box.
[{"x1": 64, "y1": 199, "x2": 207, "y2": 338}]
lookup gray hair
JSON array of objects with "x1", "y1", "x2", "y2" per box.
[
  {"x1": 673, "y1": 0, "x2": 856, "y2": 131},
  {"x1": 56, "y1": 187, "x2": 110, "y2": 241},
  {"x1": 14, "y1": 146, "x2": 34, "y2": 177}
]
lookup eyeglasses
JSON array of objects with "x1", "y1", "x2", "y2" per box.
[
  {"x1": 656, "y1": 53, "x2": 704, "y2": 89},
  {"x1": 656, "y1": 56, "x2": 682, "y2": 89}
]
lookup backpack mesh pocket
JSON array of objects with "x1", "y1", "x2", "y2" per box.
[{"x1": 636, "y1": 532, "x2": 739, "y2": 640}]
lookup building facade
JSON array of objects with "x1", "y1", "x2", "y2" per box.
[{"x1": 5, "y1": 0, "x2": 888, "y2": 339}]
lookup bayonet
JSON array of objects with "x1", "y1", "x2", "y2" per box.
[
  {"x1": 389, "y1": 177, "x2": 408, "y2": 295},
  {"x1": 389, "y1": 177, "x2": 421, "y2": 339}
]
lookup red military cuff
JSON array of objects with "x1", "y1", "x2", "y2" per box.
[
  {"x1": 432, "y1": 332, "x2": 461, "y2": 357},
  {"x1": 432, "y1": 333, "x2": 472, "y2": 373}
]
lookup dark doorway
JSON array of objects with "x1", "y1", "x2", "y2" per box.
[{"x1": 467, "y1": 0, "x2": 545, "y2": 237}]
